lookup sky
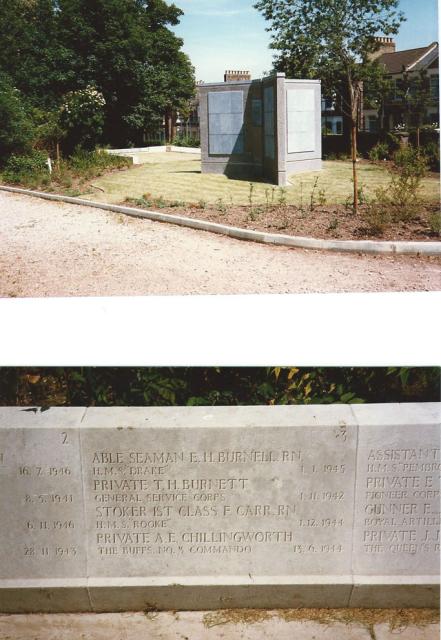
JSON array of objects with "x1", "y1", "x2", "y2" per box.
[{"x1": 171, "y1": 0, "x2": 439, "y2": 82}]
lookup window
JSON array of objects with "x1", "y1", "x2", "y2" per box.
[
  {"x1": 430, "y1": 75, "x2": 439, "y2": 100},
  {"x1": 321, "y1": 96, "x2": 335, "y2": 111},
  {"x1": 367, "y1": 116, "x2": 379, "y2": 133},
  {"x1": 321, "y1": 116, "x2": 343, "y2": 136}
]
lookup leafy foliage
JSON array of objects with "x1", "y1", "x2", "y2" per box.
[
  {"x1": 1, "y1": 149, "x2": 130, "y2": 190},
  {"x1": 0, "y1": 367, "x2": 438, "y2": 407},
  {"x1": 363, "y1": 146, "x2": 428, "y2": 233},
  {"x1": 60, "y1": 86, "x2": 106, "y2": 152},
  {"x1": 0, "y1": 74, "x2": 35, "y2": 163},
  {"x1": 171, "y1": 134, "x2": 200, "y2": 148},
  {"x1": 254, "y1": 0, "x2": 405, "y2": 213},
  {"x1": 368, "y1": 142, "x2": 390, "y2": 162},
  {"x1": 0, "y1": 0, "x2": 195, "y2": 149},
  {"x1": 2, "y1": 150, "x2": 49, "y2": 186}
]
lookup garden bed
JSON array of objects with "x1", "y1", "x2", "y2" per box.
[{"x1": 123, "y1": 196, "x2": 440, "y2": 242}]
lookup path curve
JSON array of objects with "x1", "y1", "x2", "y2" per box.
[{"x1": 1, "y1": 191, "x2": 439, "y2": 297}]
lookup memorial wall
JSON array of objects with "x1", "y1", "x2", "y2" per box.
[
  {"x1": 0, "y1": 404, "x2": 439, "y2": 612},
  {"x1": 199, "y1": 73, "x2": 322, "y2": 185}
]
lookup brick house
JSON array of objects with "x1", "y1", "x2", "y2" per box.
[{"x1": 363, "y1": 39, "x2": 439, "y2": 132}]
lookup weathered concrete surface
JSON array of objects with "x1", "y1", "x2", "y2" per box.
[
  {"x1": 1, "y1": 191, "x2": 440, "y2": 297},
  {"x1": 0, "y1": 405, "x2": 439, "y2": 612},
  {"x1": 0, "y1": 611, "x2": 439, "y2": 640}
]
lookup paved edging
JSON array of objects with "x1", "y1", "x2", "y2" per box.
[{"x1": 1, "y1": 185, "x2": 440, "y2": 256}]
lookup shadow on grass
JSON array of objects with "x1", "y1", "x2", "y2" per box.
[{"x1": 172, "y1": 170, "x2": 202, "y2": 174}]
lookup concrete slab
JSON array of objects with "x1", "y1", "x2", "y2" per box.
[{"x1": 0, "y1": 405, "x2": 439, "y2": 612}]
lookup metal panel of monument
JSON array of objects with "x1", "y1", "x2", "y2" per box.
[
  {"x1": 200, "y1": 74, "x2": 322, "y2": 185},
  {"x1": 0, "y1": 404, "x2": 439, "y2": 612}
]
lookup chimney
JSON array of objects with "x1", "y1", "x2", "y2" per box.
[
  {"x1": 224, "y1": 70, "x2": 251, "y2": 82},
  {"x1": 369, "y1": 37, "x2": 396, "y2": 61}
]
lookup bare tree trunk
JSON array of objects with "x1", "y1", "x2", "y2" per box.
[
  {"x1": 164, "y1": 109, "x2": 172, "y2": 143},
  {"x1": 351, "y1": 120, "x2": 358, "y2": 214},
  {"x1": 416, "y1": 127, "x2": 420, "y2": 149},
  {"x1": 56, "y1": 142, "x2": 61, "y2": 170}
]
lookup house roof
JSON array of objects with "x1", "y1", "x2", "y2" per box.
[{"x1": 379, "y1": 42, "x2": 438, "y2": 74}]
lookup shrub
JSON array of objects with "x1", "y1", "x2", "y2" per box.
[
  {"x1": 362, "y1": 189, "x2": 391, "y2": 235},
  {"x1": 60, "y1": 86, "x2": 106, "y2": 153},
  {"x1": 393, "y1": 146, "x2": 427, "y2": 178},
  {"x1": 422, "y1": 141, "x2": 440, "y2": 172},
  {"x1": 2, "y1": 150, "x2": 49, "y2": 186},
  {"x1": 388, "y1": 147, "x2": 428, "y2": 222},
  {"x1": 68, "y1": 149, "x2": 130, "y2": 180},
  {"x1": 429, "y1": 211, "x2": 440, "y2": 236},
  {"x1": 362, "y1": 146, "x2": 428, "y2": 231},
  {"x1": 0, "y1": 75, "x2": 35, "y2": 164},
  {"x1": 171, "y1": 134, "x2": 200, "y2": 148},
  {"x1": 368, "y1": 142, "x2": 389, "y2": 162}
]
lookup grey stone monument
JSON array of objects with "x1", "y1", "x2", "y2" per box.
[
  {"x1": 0, "y1": 403, "x2": 439, "y2": 612},
  {"x1": 199, "y1": 73, "x2": 322, "y2": 185}
]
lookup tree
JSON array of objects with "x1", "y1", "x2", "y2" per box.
[
  {"x1": 0, "y1": 74, "x2": 35, "y2": 163},
  {"x1": 0, "y1": 0, "x2": 70, "y2": 109},
  {"x1": 55, "y1": 0, "x2": 195, "y2": 146},
  {"x1": 399, "y1": 70, "x2": 432, "y2": 147},
  {"x1": 254, "y1": 0, "x2": 405, "y2": 213},
  {"x1": 0, "y1": 0, "x2": 195, "y2": 148}
]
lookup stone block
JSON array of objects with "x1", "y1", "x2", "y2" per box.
[
  {"x1": 251, "y1": 100, "x2": 263, "y2": 127},
  {"x1": 0, "y1": 404, "x2": 439, "y2": 612},
  {"x1": 209, "y1": 133, "x2": 244, "y2": 155},
  {"x1": 209, "y1": 113, "x2": 243, "y2": 135},
  {"x1": 208, "y1": 91, "x2": 243, "y2": 114}
]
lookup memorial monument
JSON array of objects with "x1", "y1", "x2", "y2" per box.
[
  {"x1": 0, "y1": 403, "x2": 439, "y2": 612},
  {"x1": 199, "y1": 73, "x2": 322, "y2": 185}
]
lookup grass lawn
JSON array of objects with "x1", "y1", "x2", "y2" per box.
[{"x1": 85, "y1": 152, "x2": 440, "y2": 206}]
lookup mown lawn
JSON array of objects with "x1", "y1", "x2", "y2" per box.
[{"x1": 86, "y1": 152, "x2": 440, "y2": 206}]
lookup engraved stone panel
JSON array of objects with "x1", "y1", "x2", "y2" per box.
[
  {"x1": 208, "y1": 91, "x2": 244, "y2": 155},
  {"x1": 0, "y1": 408, "x2": 87, "y2": 580},
  {"x1": 0, "y1": 404, "x2": 439, "y2": 612},
  {"x1": 286, "y1": 88, "x2": 316, "y2": 153},
  {"x1": 208, "y1": 91, "x2": 243, "y2": 114},
  {"x1": 80, "y1": 418, "x2": 356, "y2": 578},
  {"x1": 263, "y1": 86, "x2": 275, "y2": 160},
  {"x1": 209, "y1": 113, "x2": 243, "y2": 135},
  {"x1": 251, "y1": 99, "x2": 263, "y2": 127},
  {"x1": 352, "y1": 404, "x2": 440, "y2": 576},
  {"x1": 208, "y1": 134, "x2": 244, "y2": 155}
]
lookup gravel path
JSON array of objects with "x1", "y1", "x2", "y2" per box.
[{"x1": 1, "y1": 191, "x2": 440, "y2": 297}]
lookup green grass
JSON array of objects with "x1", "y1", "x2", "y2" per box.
[{"x1": 86, "y1": 152, "x2": 440, "y2": 206}]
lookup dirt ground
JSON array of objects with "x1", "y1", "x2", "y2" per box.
[
  {"x1": 0, "y1": 610, "x2": 439, "y2": 640},
  {"x1": 0, "y1": 191, "x2": 440, "y2": 297},
  {"x1": 123, "y1": 198, "x2": 440, "y2": 241}
]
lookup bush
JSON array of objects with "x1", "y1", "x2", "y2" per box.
[
  {"x1": 362, "y1": 145, "x2": 428, "y2": 232},
  {"x1": 393, "y1": 146, "x2": 427, "y2": 178},
  {"x1": 68, "y1": 149, "x2": 130, "y2": 180},
  {"x1": 2, "y1": 150, "x2": 49, "y2": 186},
  {"x1": 0, "y1": 75, "x2": 35, "y2": 164},
  {"x1": 387, "y1": 146, "x2": 427, "y2": 221},
  {"x1": 1, "y1": 148, "x2": 130, "y2": 190},
  {"x1": 422, "y1": 141, "x2": 440, "y2": 172},
  {"x1": 429, "y1": 211, "x2": 440, "y2": 236},
  {"x1": 368, "y1": 142, "x2": 389, "y2": 162},
  {"x1": 60, "y1": 86, "x2": 106, "y2": 153},
  {"x1": 171, "y1": 134, "x2": 200, "y2": 148},
  {"x1": 362, "y1": 189, "x2": 391, "y2": 235},
  {"x1": 0, "y1": 367, "x2": 439, "y2": 406}
]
